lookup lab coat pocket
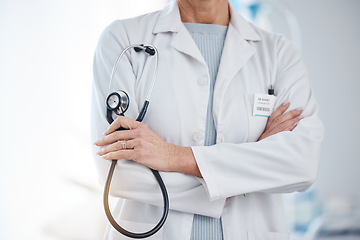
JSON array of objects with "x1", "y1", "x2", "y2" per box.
[
  {"x1": 244, "y1": 94, "x2": 269, "y2": 142},
  {"x1": 108, "y1": 220, "x2": 163, "y2": 240},
  {"x1": 247, "y1": 231, "x2": 290, "y2": 240}
]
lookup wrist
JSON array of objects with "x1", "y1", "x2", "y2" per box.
[{"x1": 169, "y1": 145, "x2": 202, "y2": 177}]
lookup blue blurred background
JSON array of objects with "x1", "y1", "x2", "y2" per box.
[{"x1": 0, "y1": 0, "x2": 359, "y2": 239}]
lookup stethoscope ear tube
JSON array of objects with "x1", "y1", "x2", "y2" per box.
[{"x1": 103, "y1": 160, "x2": 169, "y2": 238}]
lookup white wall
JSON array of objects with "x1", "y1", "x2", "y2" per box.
[
  {"x1": 0, "y1": 0, "x2": 167, "y2": 239},
  {"x1": 283, "y1": 0, "x2": 360, "y2": 202}
]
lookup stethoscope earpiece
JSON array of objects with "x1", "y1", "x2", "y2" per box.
[{"x1": 134, "y1": 44, "x2": 156, "y2": 56}]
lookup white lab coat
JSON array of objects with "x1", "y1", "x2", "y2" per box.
[{"x1": 91, "y1": 1, "x2": 324, "y2": 240}]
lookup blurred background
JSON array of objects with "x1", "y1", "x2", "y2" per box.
[{"x1": 0, "y1": 0, "x2": 359, "y2": 239}]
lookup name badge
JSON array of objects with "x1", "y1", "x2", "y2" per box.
[{"x1": 253, "y1": 93, "x2": 277, "y2": 117}]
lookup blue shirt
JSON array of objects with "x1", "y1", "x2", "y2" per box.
[{"x1": 184, "y1": 22, "x2": 228, "y2": 240}]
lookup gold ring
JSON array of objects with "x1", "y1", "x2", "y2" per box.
[{"x1": 121, "y1": 140, "x2": 127, "y2": 150}]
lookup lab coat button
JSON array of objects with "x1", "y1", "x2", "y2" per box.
[
  {"x1": 217, "y1": 134, "x2": 224, "y2": 143},
  {"x1": 197, "y1": 77, "x2": 209, "y2": 86},
  {"x1": 192, "y1": 132, "x2": 204, "y2": 142}
]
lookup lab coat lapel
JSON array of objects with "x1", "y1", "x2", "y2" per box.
[
  {"x1": 171, "y1": 26, "x2": 206, "y2": 64},
  {"x1": 153, "y1": 1, "x2": 206, "y2": 65},
  {"x1": 215, "y1": 28, "x2": 256, "y2": 92},
  {"x1": 214, "y1": 4, "x2": 261, "y2": 110}
]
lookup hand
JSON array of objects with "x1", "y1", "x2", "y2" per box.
[
  {"x1": 257, "y1": 102, "x2": 303, "y2": 141},
  {"x1": 94, "y1": 116, "x2": 200, "y2": 176},
  {"x1": 95, "y1": 116, "x2": 175, "y2": 172}
]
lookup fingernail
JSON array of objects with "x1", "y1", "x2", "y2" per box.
[
  {"x1": 294, "y1": 121, "x2": 299, "y2": 126},
  {"x1": 282, "y1": 101, "x2": 290, "y2": 106},
  {"x1": 296, "y1": 107, "x2": 303, "y2": 112},
  {"x1": 104, "y1": 129, "x2": 109, "y2": 135},
  {"x1": 96, "y1": 150, "x2": 102, "y2": 155},
  {"x1": 297, "y1": 115, "x2": 304, "y2": 120},
  {"x1": 94, "y1": 140, "x2": 100, "y2": 145}
]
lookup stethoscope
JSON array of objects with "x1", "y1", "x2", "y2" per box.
[{"x1": 104, "y1": 44, "x2": 169, "y2": 238}]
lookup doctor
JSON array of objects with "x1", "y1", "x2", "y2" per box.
[{"x1": 92, "y1": 0, "x2": 324, "y2": 239}]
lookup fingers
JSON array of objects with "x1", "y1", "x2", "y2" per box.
[
  {"x1": 268, "y1": 102, "x2": 290, "y2": 125},
  {"x1": 267, "y1": 106, "x2": 303, "y2": 133},
  {"x1": 105, "y1": 116, "x2": 140, "y2": 135},
  {"x1": 97, "y1": 139, "x2": 136, "y2": 156},
  {"x1": 102, "y1": 149, "x2": 134, "y2": 161},
  {"x1": 95, "y1": 116, "x2": 144, "y2": 146},
  {"x1": 274, "y1": 115, "x2": 303, "y2": 133},
  {"x1": 258, "y1": 115, "x2": 303, "y2": 141},
  {"x1": 95, "y1": 129, "x2": 134, "y2": 146},
  {"x1": 258, "y1": 102, "x2": 304, "y2": 141}
]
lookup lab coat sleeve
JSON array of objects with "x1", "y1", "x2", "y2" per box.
[
  {"x1": 192, "y1": 36, "x2": 324, "y2": 201},
  {"x1": 91, "y1": 21, "x2": 225, "y2": 218}
]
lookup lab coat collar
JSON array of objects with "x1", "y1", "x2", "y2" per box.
[
  {"x1": 153, "y1": 1, "x2": 181, "y2": 34},
  {"x1": 153, "y1": 0, "x2": 261, "y2": 42}
]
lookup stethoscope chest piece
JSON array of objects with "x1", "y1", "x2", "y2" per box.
[
  {"x1": 106, "y1": 90, "x2": 130, "y2": 124},
  {"x1": 106, "y1": 91, "x2": 129, "y2": 114}
]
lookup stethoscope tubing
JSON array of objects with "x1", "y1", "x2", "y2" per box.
[
  {"x1": 103, "y1": 44, "x2": 169, "y2": 238},
  {"x1": 109, "y1": 44, "x2": 159, "y2": 102},
  {"x1": 104, "y1": 160, "x2": 169, "y2": 238}
]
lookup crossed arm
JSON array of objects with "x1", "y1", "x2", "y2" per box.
[{"x1": 95, "y1": 102, "x2": 303, "y2": 177}]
